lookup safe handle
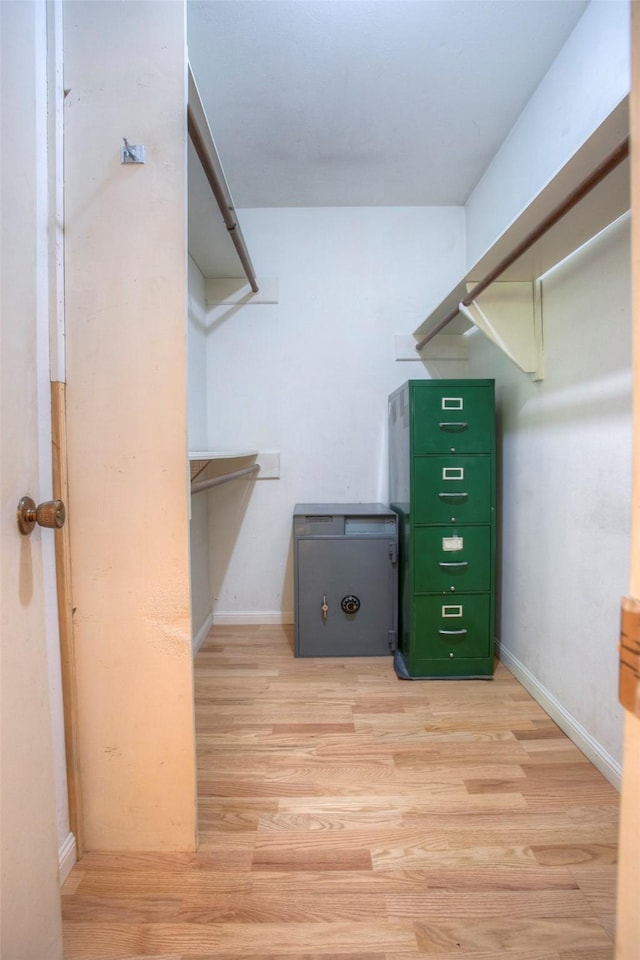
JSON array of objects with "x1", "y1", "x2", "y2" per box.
[{"x1": 321, "y1": 595, "x2": 328, "y2": 620}]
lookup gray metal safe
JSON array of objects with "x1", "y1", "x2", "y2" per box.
[{"x1": 293, "y1": 503, "x2": 398, "y2": 657}]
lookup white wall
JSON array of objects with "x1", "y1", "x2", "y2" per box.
[
  {"x1": 466, "y1": 0, "x2": 630, "y2": 267},
  {"x1": 188, "y1": 256, "x2": 213, "y2": 646},
  {"x1": 468, "y1": 214, "x2": 631, "y2": 781},
  {"x1": 204, "y1": 206, "x2": 466, "y2": 621}
]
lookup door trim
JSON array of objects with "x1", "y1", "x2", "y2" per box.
[{"x1": 52, "y1": 380, "x2": 83, "y2": 856}]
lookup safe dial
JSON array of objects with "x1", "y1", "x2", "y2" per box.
[{"x1": 341, "y1": 595, "x2": 361, "y2": 614}]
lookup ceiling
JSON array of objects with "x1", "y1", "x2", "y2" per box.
[{"x1": 187, "y1": 0, "x2": 589, "y2": 209}]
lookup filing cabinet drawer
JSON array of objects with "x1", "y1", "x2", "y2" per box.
[
  {"x1": 413, "y1": 594, "x2": 491, "y2": 660},
  {"x1": 413, "y1": 455, "x2": 491, "y2": 524},
  {"x1": 413, "y1": 525, "x2": 491, "y2": 593},
  {"x1": 412, "y1": 384, "x2": 494, "y2": 454}
]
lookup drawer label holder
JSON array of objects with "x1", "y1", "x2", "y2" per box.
[
  {"x1": 442, "y1": 537, "x2": 464, "y2": 552},
  {"x1": 442, "y1": 467, "x2": 464, "y2": 480},
  {"x1": 442, "y1": 604, "x2": 463, "y2": 617}
]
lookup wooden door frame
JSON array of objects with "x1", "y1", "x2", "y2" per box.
[
  {"x1": 48, "y1": 0, "x2": 83, "y2": 858},
  {"x1": 615, "y1": 6, "x2": 640, "y2": 956},
  {"x1": 51, "y1": 381, "x2": 83, "y2": 856}
]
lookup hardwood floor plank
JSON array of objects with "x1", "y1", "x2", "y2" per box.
[
  {"x1": 400, "y1": 794, "x2": 530, "y2": 815},
  {"x1": 63, "y1": 920, "x2": 417, "y2": 958},
  {"x1": 398, "y1": 866, "x2": 579, "y2": 890},
  {"x1": 176, "y1": 891, "x2": 388, "y2": 923},
  {"x1": 199, "y1": 797, "x2": 279, "y2": 832},
  {"x1": 65, "y1": 871, "x2": 253, "y2": 898},
  {"x1": 256, "y1": 808, "x2": 406, "y2": 832},
  {"x1": 271, "y1": 723, "x2": 356, "y2": 733},
  {"x1": 413, "y1": 917, "x2": 613, "y2": 953},
  {"x1": 251, "y1": 845, "x2": 373, "y2": 872},
  {"x1": 567, "y1": 864, "x2": 618, "y2": 932},
  {"x1": 180, "y1": 954, "x2": 386, "y2": 960},
  {"x1": 61, "y1": 895, "x2": 182, "y2": 923},
  {"x1": 62, "y1": 625, "x2": 619, "y2": 960},
  {"x1": 530, "y1": 845, "x2": 618, "y2": 866},
  {"x1": 385, "y1": 888, "x2": 593, "y2": 920},
  {"x1": 72, "y1": 955, "x2": 181, "y2": 960},
  {"x1": 558, "y1": 950, "x2": 619, "y2": 960},
  {"x1": 386, "y1": 953, "x2": 559, "y2": 960},
  {"x1": 370, "y1": 842, "x2": 541, "y2": 871},
  {"x1": 247, "y1": 865, "x2": 581, "y2": 897}
]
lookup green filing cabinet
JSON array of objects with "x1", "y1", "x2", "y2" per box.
[{"x1": 388, "y1": 379, "x2": 495, "y2": 678}]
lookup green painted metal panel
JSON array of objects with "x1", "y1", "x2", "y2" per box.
[
  {"x1": 401, "y1": 654, "x2": 494, "y2": 679},
  {"x1": 413, "y1": 525, "x2": 491, "y2": 593},
  {"x1": 413, "y1": 455, "x2": 492, "y2": 525},
  {"x1": 411, "y1": 381, "x2": 494, "y2": 454},
  {"x1": 391, "y1": 505, "x2": 412, "y2": 661},
  {"x1": 412, "y1": 594, "x2": 491, "y2": 660}
]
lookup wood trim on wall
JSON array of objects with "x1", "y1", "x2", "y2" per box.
[
  {"x1": 615, "y1": 5, "x2": 640, "y2": 956},
  {"x1": 51, "y1": 379, "x2": 83, "y2": 857}
]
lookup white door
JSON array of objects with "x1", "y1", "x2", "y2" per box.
[{"x1": 0, "y1": 2, "x2": 65, "y2": 957}]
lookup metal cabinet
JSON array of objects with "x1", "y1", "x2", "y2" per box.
[
  {"x1": 293, "y1": 503, "x2": 398, "y2": 657},
  {"x1": 389, "y1": 380, "x2": 495, "y2": 678}
]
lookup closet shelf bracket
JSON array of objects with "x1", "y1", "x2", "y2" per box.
[
  {"x1": 459, "y1": 280, "x2": 544, "y2": 381},
  {"x1": 413, "y1": 101, "x2": 629, "y2": 367}
]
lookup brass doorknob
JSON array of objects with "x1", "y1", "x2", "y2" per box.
[{"x1": 17, "y1": 496, "x2": 66, "y2": 536}]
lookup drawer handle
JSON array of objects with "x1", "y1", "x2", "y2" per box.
[
  {"x1": 438, "y1": 492, "x2": 468, "y2": 501},
  {"x1": 438, "y1": 561, "x2": 468, "y2": 569},
  {"x1": 439, "y1": 628, "x2": 468, "y2": 636},
  {"x1": 439, "y1": 421, "x2": 469, "y2": 432}
]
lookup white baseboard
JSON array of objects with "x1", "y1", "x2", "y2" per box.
[
  {"x1": 498, "y1": 643, "x2": 622, "y2": 791},
  {"x1": 58, "y1": 831, "x2": 77, "y2": 885},
  {"x1": 212, "y1": 611, "x2": 294, "y2": 626},
  {"x1": 192, "y1": 611, "x2": 214, "y2": 655}
]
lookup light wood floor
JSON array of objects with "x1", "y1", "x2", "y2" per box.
[{"x1": 62, "y1": 624, "x2": 619, "y2": 959}]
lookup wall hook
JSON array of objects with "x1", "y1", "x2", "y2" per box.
[{"x1": 121, "y1": 138, "x2": 145, "y2": 164}]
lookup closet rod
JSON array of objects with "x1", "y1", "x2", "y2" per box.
[
  {"x1": 187, "y1": 66, "x2": 259, "y2": 294},
  {"x1": 191, "y1": 464, "x2": 260, "y2": 495},
  {"x1": 415, "y1": 136, "x2": 630, "y2": 351}
]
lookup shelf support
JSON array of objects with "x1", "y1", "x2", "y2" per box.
[
  {"x1": 459, "y1": 280, "x2": 544, "y2": 380},
  {"x1": 414, "y1": 118, "x2": 629, "y2": 354}
]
